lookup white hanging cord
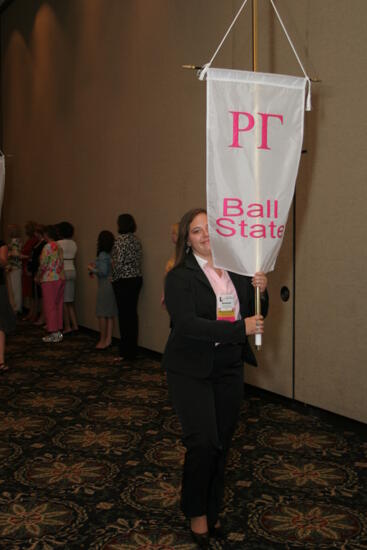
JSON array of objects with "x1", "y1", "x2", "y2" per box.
[
  {"x1": 198, "y1": 0, "x2": 311, "y2": 111},
  {"x1": 199, "y1": 0, "x2": 250, "y2": 81},
  {"x1": 269, "y1": 0, "x2": 311, "y2": 110}
]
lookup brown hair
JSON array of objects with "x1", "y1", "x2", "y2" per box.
[
  {"x1": 174, "y1": 208, "x2": 207, "y2": 268},
  {"x1": 25, "y1": 220, "x2": 37, "y2": 237},
  {"x1": 97, "y1": 230, "x2": 115, "y2": 255},
  {"x1": 44, "y1": 225, "x2": 58, "y2": 241},
  {"x1": 8, "y1": 224, "x2": 21, "y2": 239},
  {"x1": 117, "y1": 213, "x2": 136, "y2": 234},
  {"x1": 35, "y1": 224, "x2": 45, "y2": 236}
]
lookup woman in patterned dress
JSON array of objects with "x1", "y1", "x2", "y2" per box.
[{"x1": 38, "y1": 225, "x2": 65, "y2": 343}]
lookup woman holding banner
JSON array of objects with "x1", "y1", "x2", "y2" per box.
[{"x1": 162, "y1": 208, "x2": 268, "y2": 547}]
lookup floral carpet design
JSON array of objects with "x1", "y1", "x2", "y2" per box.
[{"x1": 1, "y1": 322, "x2": 366, "y2": 549}]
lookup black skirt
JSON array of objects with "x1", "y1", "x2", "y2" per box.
[{"x1": 0, "y1": 284, "x2": 16, "y2": 333}]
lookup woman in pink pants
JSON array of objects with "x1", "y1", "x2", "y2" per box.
[{"x1": 38, "y1": 226, "x2": 65, "y2": 343}]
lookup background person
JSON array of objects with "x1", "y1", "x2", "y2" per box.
[
  {"x1": 88, "y1": 230, "x2": 117, "y2": 349},
  {"x1": 162, "y1": 208, "x2": 268, "y2": 547},
  {"x1": 0, "y1": 239, "x2": 16, "y2": 371},
  {"x1": 21, "y1": 220, "x2": 38, "y2": 320},
  {"x1": 57, "y1": 221, "x2": 78, "y2": 334},
  {"x1": 29, "y1": 224, "x2": 47, "y2": 325},
  {"x1": 7, "y1": 224, "x2": 23, "y2": 313},
  {"x1": 165, "y1": 222, "x2": 179, "y2": 274},
  {"x1": 38, "y1": 225, "x2": 65, "y2": 343},
  {"x1": 111, "y1": 214, "x2": 142, "y2": 361}
]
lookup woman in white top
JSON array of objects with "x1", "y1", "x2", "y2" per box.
[{"x1": 57, "y1": 222, "x2": 78, "y2": 334}]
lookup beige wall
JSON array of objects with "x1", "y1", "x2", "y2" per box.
[
  {"x1": 1, "y1": 0, "x2": 232, "y2": 351},
  {"x1": 293, "y1": 1, "x2": 367, "y2": 422},
  {"x1": 1, "y1": 1, "x2": 366, "y2": 422}
]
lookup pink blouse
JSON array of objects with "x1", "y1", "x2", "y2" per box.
[{"x1": 194, "y1": 253, "x2": 240, "y2": 322}]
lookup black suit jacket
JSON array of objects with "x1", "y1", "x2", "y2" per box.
[{"x1": 162, "y1": 252, "x2": 269, "y2": 378}]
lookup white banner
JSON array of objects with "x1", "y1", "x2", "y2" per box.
[
  {"x1": 207, "y1": 68, "x2": 306, "y2": 275},
  {"x1": 0, "y1": 153, "x2": 4, "y2": 218}
]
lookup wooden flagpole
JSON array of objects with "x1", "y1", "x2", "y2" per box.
[{"x1": 252, "y1": 0, "x2": 262, "y2": 350}]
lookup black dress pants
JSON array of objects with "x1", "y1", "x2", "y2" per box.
[
  {"x1": 167, "y1": 344, "x2": 244, "y2": 526},
  {"x1": 112, "y1": 276, "x2": 142, "y2": 359}
]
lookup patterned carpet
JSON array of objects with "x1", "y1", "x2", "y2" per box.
[{"x1": 1, "y1": 322, "x2": 366, "y2": 549}]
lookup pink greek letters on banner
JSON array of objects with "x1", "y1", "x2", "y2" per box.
[{"x1": 229, "y1": 111, "x2": 284, "y2": 150}]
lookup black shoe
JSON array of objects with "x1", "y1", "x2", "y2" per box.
[
  {"x1": 190, "y1": 529, "x2": 211, "y2": 548},
  {"x1": 209, "y1": 523, "x2": 226, "y2": 539}
]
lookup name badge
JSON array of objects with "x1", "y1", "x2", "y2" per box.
[{"x1": 217, "y1": 294, "x2": 235, "y2": 322}]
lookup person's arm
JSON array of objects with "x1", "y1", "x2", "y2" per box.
[
  {"x1": 0, "y1": 244, "x2": 8, "y2": 267},
  {"x1": 248, "y1": 272, "x2": 269, "y2": 318},
  {"x1": 37, "y1": 245, "x2": 49, "y2": 280},
  {"x1": 233, "y1": 273, "x2": 268, "y2": 335},
  {"x1": 110, "y1": 241, "x2": 118, "y2": 272},
  {"x1": 87, "y1": 262, "x2": 96, "y2": 275},
  {"x1": 164, "y1": 269, "x2": 247, "y2": 344}
]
